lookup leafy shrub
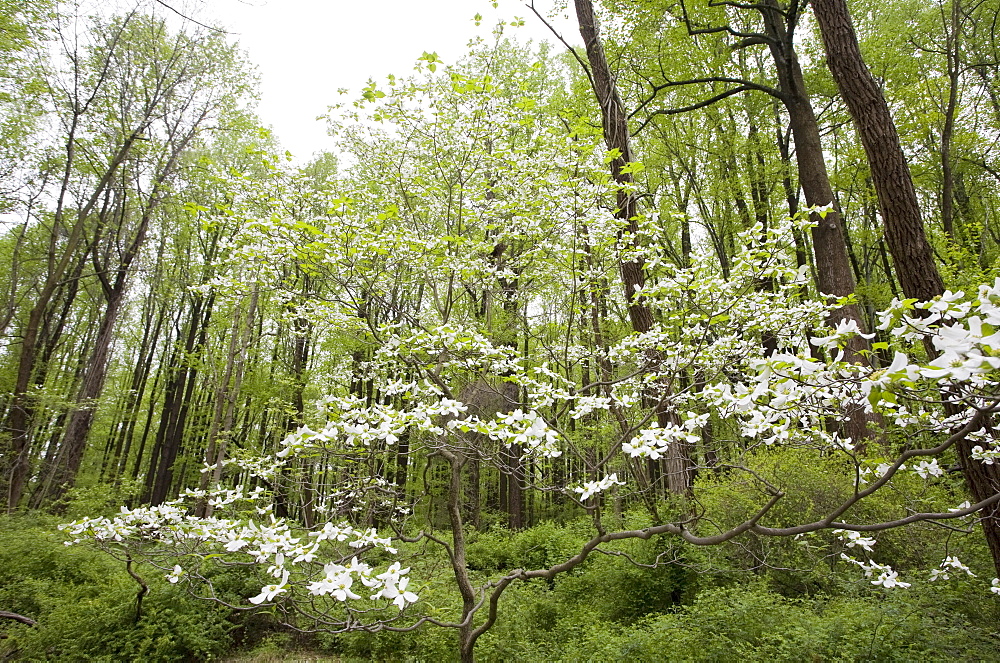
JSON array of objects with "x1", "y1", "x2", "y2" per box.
[
  {"x1": 0, "y1": 515, "x2": 237, "y2": 661},
  {"x1": 601, "y1": 583, "x2": 1000, "y2": 662}
]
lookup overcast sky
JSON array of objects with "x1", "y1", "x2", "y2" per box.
[{"x1": 203, "y1": 0, "x2": 577, "y2": 161}]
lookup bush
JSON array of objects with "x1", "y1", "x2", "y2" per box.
[
  {"x1": 564, "y1": 584, "x2": 1000, "y2": 662},
  {"x1": 0, "y1": 514, "x2": 237, "y2": 661}
]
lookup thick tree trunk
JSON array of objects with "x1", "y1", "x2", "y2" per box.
[
  {"x1": 575, "y1": 0, "x2": 654, "y2": 334},
  {"x1": 810, "y1": 0, "x2": 945, "y2": 302},
  {"x1": 761, "y1": 2, "x2": 867, "y2": 345},
  {"x1": 811, "y1": 0, "x2": 1000, "y2": 576},
  {"x1": 758, "y1": 0, "x2": 875, "y2": 445},
  {"x1": 957, "y1": 434, "x2": 1000, "y2": 577}
]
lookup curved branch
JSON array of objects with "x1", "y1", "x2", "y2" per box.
[
  {"x1": 827, "y1": 494, "x2": 1000, "y2": 532},
  {"x1": 632, "y1": 86, "x2": 758, "y2": 134},
  {"x1": 629, "y1": 75, "x2": 785, "y2": 120},
  {"x1": 681, "y1": 0, "x2": 779, "y2": 42},
  {"x1": 0, "y1": 610, "x2": 36, "y2": 627},
  {"x1": 125, "y1": 555, "x2": 149, "y2": 624},
  {"x1": 151, "y1": 0, "x2": 227, "y2": 33}
]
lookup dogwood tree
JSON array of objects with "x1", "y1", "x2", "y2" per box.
[{"x1": 62, "y1": 37, "x2": 1000, "y2": 663}]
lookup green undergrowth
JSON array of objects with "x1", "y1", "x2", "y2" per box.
[
  {"x1": 0, "y1": 513, "x2": 249, "y2": 661},
  {"x1": 3, "y1": 463, "x2": 1000, "y2": 663}
]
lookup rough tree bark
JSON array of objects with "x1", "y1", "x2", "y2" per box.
[
  {"x1": 811, "y1": 0, "x2": 1000, "y2": 577},
  {"x1": 810, "y1": 0, "x2": 945, "y2": 302},
  {"x1": 757, "y1": 1, "x2": 870, "y2": 358}
]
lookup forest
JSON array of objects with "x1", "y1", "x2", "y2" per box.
[{"x1": 3, "y1": 0, "x2": 1000, "y2": 660}]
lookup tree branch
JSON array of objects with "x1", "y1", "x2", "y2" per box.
[
  {"x1": 524, "y1": 1, "x2": 595, "y2": 92},
  {"x1": 0, "y1": 610, "x2": 36, "y2": 627}
]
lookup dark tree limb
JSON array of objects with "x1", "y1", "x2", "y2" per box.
[
  {"x1": 524, "y1": 1, "x2": 595, "y2": 92},
  {"x1": 0, "y1": 611, "x2": 36, "y2": 626},
  {"x1": 125, "y1": 556, "x2": 149, "y2": 624},
  {"x1": 628, "y1": 76, "x2": 786, "y2": 121},
  {"x1": 633, "y1": 86, "x2": 764, "y2": 134}
]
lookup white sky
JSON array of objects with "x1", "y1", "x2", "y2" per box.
[{"x1": 204, "y1": 0, "x2": 578, "y2": 161}]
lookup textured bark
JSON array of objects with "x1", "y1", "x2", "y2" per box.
[
  {"x1": 575, "y1": 0, "x2": 653, "y2": 334},
  {"x1": 811, "y1": 0, "x2": 945, "y2": 302},
  {"x1": 760, "y1": 2, "x2": 866, "y2": 336},
  {"x1": 812, "y1": 0, "x2": 1000, "y2": 575},
  {"x1": 957, "y1": 433, "x2": 1000, "y2": 577},
  {"x1": 757, "y1": 0, "x2": 875, "y2": 445}
]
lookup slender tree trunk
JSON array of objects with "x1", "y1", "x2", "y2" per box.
[
  {"x1": 34, "y1": 284, "x2": 126, "y2": 504},
  {"x1": 145, "y1": 293, "x2": 213, "y2": 505},
  {"x1": 110, "y1": 305, "x2": 166, "y2": 485},
  {"x1": 439, "y1": 448, "x2": 477, "y2": 663},
  {"x1": 200, "y1": 287, "x2": 259, "y2": 516},
  {"x1": 3, "y1": 134, "x2": 138, "y2": 511},
  {"x1": 940, "y1": 0, "x2": 962, "y2": 240},
  {"x1": 576, "y1": 0, "x2": 694, "y2": 494}
]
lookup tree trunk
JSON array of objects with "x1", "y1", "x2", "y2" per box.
[
  {"x1": 937, "y1": 0, "x2": 965, "y2": 243},
  {"x1": 33, "y1": 284, "x2": 126, "y2": 505},
  {"x1": 145, "y1": 293, "x2": 213, "y2": 505},
  {"x1": 575, "y1": 0, "x2": 653, "y2": 334},
  {"x1": 756, "y1": 0, "x2": 876, "y2": 445},
  {"x1": 810, "y1": 0, "x2": 945, "y2": 302},
  {"x1": 3, "y1": 133, "x2": 138, "y2": 511},
  {"x1": 108, "y1": 304, "x2": 166, "y2": 485},
  {"x1": 812, "y1": 0, "x2": 1000, "y2": 576},
  {"x1": 576, "y1": 0, "x2": 694, "y2": 494},
  {"x1": 760, "y1": 2, "x2": 867, "y2": 345}
]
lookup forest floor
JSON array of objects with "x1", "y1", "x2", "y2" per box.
[{"x1": 222, "y1": 651, "x2": 342, "y2": 663}]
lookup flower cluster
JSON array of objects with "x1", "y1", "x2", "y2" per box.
[
  {"x1": 623, "y1": 419, "x2": 702, "y2": 460},
  {"x1": 841, "y1": 554, "x2": 910, "y2": 589},
  {"x1": 571, "y1": 473, "x2": 625, "y2": 501},
  {"x1": 834, "y1": 529, "x2": 876, "y2": 553},
  {"x1": 61, "y1": 486, "x2": 414, "y2": 611},
  {"x1": 304, "y1": 557, "x2": 416, "y2": 608},
  {"x1": 929, "y1": 556, "x2": 976, "y2": 581},
  {"x1": 489, "y1": 409, "x2": 562, "y2": 457}
]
